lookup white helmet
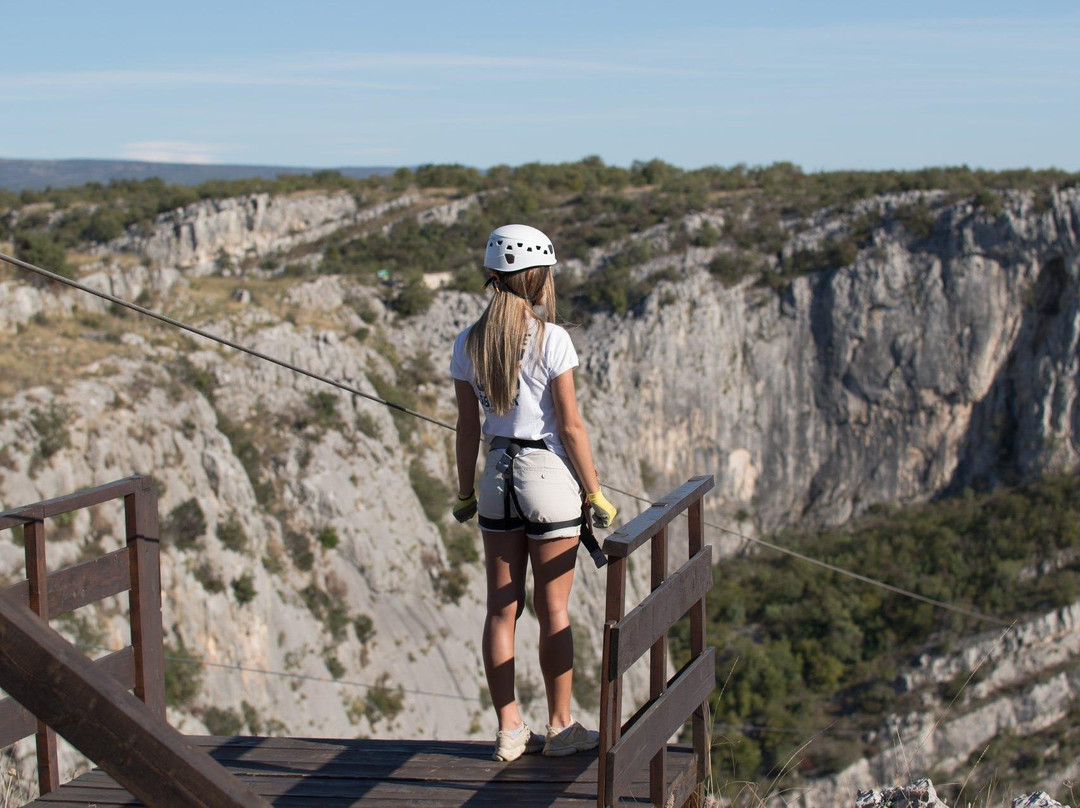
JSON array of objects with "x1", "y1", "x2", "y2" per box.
[{"x1": 483, "y1": 224, "x2": 556, "y2": 272}]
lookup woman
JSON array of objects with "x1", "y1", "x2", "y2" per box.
[{"x1": 450, "y1": 223, "x2": 618, "y2": 762}]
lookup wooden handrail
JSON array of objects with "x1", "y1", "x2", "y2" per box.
[
  {"x1": 602, "y1": 476, "x2": 714, "y2": 558},
  {"x1": 0, "y1": 593, "x2": 269, "y2": 807},
  {"x1": 0, "y1": 475, "x2": 267, "y2": 806},
  {"x1": 597, "y1": 475, "x2": 715, "y2": 807},
  {"x1": 0, "y1": 475, "x2": 149, "y2": 529}
]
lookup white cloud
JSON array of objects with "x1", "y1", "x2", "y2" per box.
[{"x1": 120, "y1": 141, "x2": 226, "y2": 164}]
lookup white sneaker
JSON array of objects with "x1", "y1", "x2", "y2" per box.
[
  {"x1": 543, "y1": 720, "x2": 599, "y2": 757},
  {"x1": 492, "y1": 723, "x2": 545, "y2": 762}
]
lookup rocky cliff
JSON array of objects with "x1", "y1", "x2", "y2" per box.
[{"x1": 3, "y1": 183, "x2": 1080, "y2": 798}]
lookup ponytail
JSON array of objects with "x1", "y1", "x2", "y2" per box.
[{"x1": 466, "y1": 266, "x2": 556, "y2": 415}]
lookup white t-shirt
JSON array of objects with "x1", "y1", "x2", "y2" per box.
[{"x1": 450, "y1": 321, "x2": 579, "y2": 457}]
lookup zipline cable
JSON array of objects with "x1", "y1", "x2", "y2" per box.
[
  {"x1": 0, "y1": 252, "x2": 455, "y2": 431},
  {"x1": 605, "y1": 486, "x2": 1013, "y2": 628},
  {"x1": 1, "y1": 251, "x2": 1008, "y2": 627}
]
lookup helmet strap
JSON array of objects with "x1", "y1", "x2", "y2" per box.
[{"x1": 484, "y1": 274, "x2": 533, "y2": 304}]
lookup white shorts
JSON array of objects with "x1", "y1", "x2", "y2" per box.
[{"x1": 477, "y1": 448, "x2": 583, "y2": 539}]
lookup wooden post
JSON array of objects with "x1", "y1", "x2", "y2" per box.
[
  {"x1": 24, "y1": 517, "x2": 60, "y2": 794},
  {"x1": 687, "y1": 498, "x2": 709, "y2": 803},
  {"x1": 649, "y1": 525, "x2": 668, "y2": 807},
  {"x1": 126, "y1": 480, "x2": 165, "y2": 716},
  {"x1": 598, "y1": 555, "x2": 627, "y2": 808}
]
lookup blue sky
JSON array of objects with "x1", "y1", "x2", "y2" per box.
[{"x1": 3, "y1": 1, "x2": 1078, "y2": 171}]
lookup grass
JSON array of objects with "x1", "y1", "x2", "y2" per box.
[
  {"x1": 0, "y1": 314, "x2": 144, "y2": 397},
  {"x1": 0, "y1": 748, "x2": 33, "y2": 807}
]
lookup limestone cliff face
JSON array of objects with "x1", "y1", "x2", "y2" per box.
[
  {"x1": 577, "y1": 189, "x2": 1080, "y2": 540},
  {"x1": 3, "y1": 186, "x2": 1080, "y2": 792},
  {"x1": 111, "y1": 191, "x2": 413, "y2": 273}
]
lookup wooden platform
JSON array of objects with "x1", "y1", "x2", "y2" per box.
[{"x1": 27, "y1": 736, "x2": 697, "y2": 806}]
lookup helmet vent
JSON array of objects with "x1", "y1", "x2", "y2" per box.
[{"x1": 505, "y1": 254, "x2": 515, "y2": 265}]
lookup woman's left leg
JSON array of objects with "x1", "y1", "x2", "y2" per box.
[
  {"x1": 528, "y1": 534, "x2": 579, "y2": 728},
  {"x1": 482, "y1": 528, "x2": 529, "y2": 731}
]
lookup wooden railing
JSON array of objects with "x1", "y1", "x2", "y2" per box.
[
  {"x1": 0, "y1": 476, "x2": 268, "y2": 807},
  {"x1": 598, "y1": 475, "x2": 716, "y2": 807}
]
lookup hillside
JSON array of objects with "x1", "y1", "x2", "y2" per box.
[
  {"x1": 0, "y1": 157, "x2": 397, "y2": 192},
  {"x1": 3, "y1": 159, "x2": 1080, "y2": 803}
]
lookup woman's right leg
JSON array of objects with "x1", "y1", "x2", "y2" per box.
[{"x1": 482, "y1": 528, "x2": 529, "y2": 731}]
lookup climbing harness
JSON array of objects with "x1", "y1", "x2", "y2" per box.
[{"x1": 479, "y1": 437, "x2": 607, "y2": 568}]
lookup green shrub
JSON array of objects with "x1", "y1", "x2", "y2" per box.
[
  {"x1": 202, "y1": 706, "x2": 244, "y2": 736},
  {"x1": 354, "y1": 613, "x2": 376, "y2": 644},
  {"x1": 217, "y1": 515, "x2": 248, "y2": 552},
  {"x1": 409, "y1": 460, "x2": 451, "y2": 523},
  {"x1": 192, "y1": 560, "x2": 225, "y2": 593},
  {"x1": 241, "y1": 701, "x2": 263, "y2": 735},
  {"x1": 172, "y1": 357, "x2": 218, "y2": 403},
  {"x1": 301, "y1": 584, "x2": 350, "y2": 641},
  {"x1": 284, "y1": 530, "x2": 314, "y2": 571},
  {"x1": 323, "y1": 650, "x2": 346, "y2": 679},
  {"x1": 14, "y1": 230, "x2": 73, "y2": 279},
  {"x1": 164, "y1": 499, "x2": 207, "y2": 550},
  {"x1": 231, "y1": 573, "x2": 257, "y2": 605},
  {"x1": 82, "y1": 208, "x2": 126, "y2": 243},
  {"x1": 218, "y1": 417, "x2": 274, "y2": 506},
  {"x1": 163, "y1": 641, "x2": 203, "y2": 708},
  {"x1": 30, "y1": 403, "x2": 71, "y2": 462},
  {"x1": 306, "y1": 390, "x2": 342, "y2": 431},
  {"x1": 316, "y1": 526, "x2": 340, "y2": 550},
  {"x1": 892, "y1": 202, "x2": 937, "y2": 239},
  {"x1": 356, "y1": 411, "x2": 381, "y2": 439},
  {"x1": 385, "y1": 271, "x2": 435, "y2": 317},
  {"x1": 363, "y1": 674, "x2": 404, "y2": 726}
]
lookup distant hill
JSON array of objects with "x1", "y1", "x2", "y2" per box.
[{"x1": 0, "y1": 157, "x2": 399, "y2": 191}]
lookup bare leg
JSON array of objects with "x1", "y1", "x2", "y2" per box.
[
  {"x1": 482, "y1": 529, "x2": 529, "y2": 731},
  {"x1": 529, "y1": 534, "x2": 579, "y2": 728}
]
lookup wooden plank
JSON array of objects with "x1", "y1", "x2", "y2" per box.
[
  {"x1": 665, "y1": 751, "x2": 702, "y2": 808},
  {"x1": 598, "y1": 554, "x2": 627, "y2": 808},
  {"x1": 54, "y1": 547, "x2": 133, "y2": 616},
  {"x1": 0, "y1": 594, "x2": 270, "y2": 808},
  {"x1": 0, "y1": 547, "x2": 131, "y2": 616},
  {"x1": 649, "y1": 526, "x2": 668, "y2": 808},
  {"x1": 25, "y1": 518, "x2": 60, "y2": 795},
  {"x1": 608, "y1": 547, "x2": 713, "y2": 678},
  {"x1": 30, "y1": 742, "x2": 694, "y2": 808},
  {"x1": 0, "y1": 689, "x2": 36, "y2": 749},
  {"x1": 687, "y1": 498, "x2": 709, "y2": 789},
  {"x1": 126, "y1": 484, "x2": 165, "y2": 716},
  {"x1": 0, "y1": 476, "x2": 145, "y2": 527},
  {"x1": 602, "y1": 476, "x2": 714, "y2": 559},
  {"x1": 606, "y1": 649, "x2": 716, "y2": 799},
  {"x1": 0, "y1": 647, "x2": 134, "y2": 748}
]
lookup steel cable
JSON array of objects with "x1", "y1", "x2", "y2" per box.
[{"x1": 1, "y1": 251, "x2": 1008, "y2": 627}]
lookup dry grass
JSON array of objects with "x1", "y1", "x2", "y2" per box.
[
  {"x1": 0, "y1": 315, "x2": 145, "y2": 397},
  {"x1": 179, "y1": 276, "x2": 349, "y2": 334},
  {"x1": 0, "y1": 748, "x2": 33, "y2": 808}
]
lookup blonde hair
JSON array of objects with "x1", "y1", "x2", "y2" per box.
[{"x1": 466, "y1": 266, "x2": 557, "y2": 415}]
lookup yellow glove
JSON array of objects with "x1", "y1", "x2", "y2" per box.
[
  {"x1": 453, "y1": 490, "x2": 477, "y2": 523},
  {"x1": 586, "y1": 489, "x2": 617, "y2": 528}
]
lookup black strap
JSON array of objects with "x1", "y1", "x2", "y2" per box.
[{"x1": 578, "y1": 501, "x2": 607, "y2": 569}]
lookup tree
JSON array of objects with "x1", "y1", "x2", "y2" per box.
[{"x1": 14, "y1": 230, "x2": 73, "y2": 280}]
